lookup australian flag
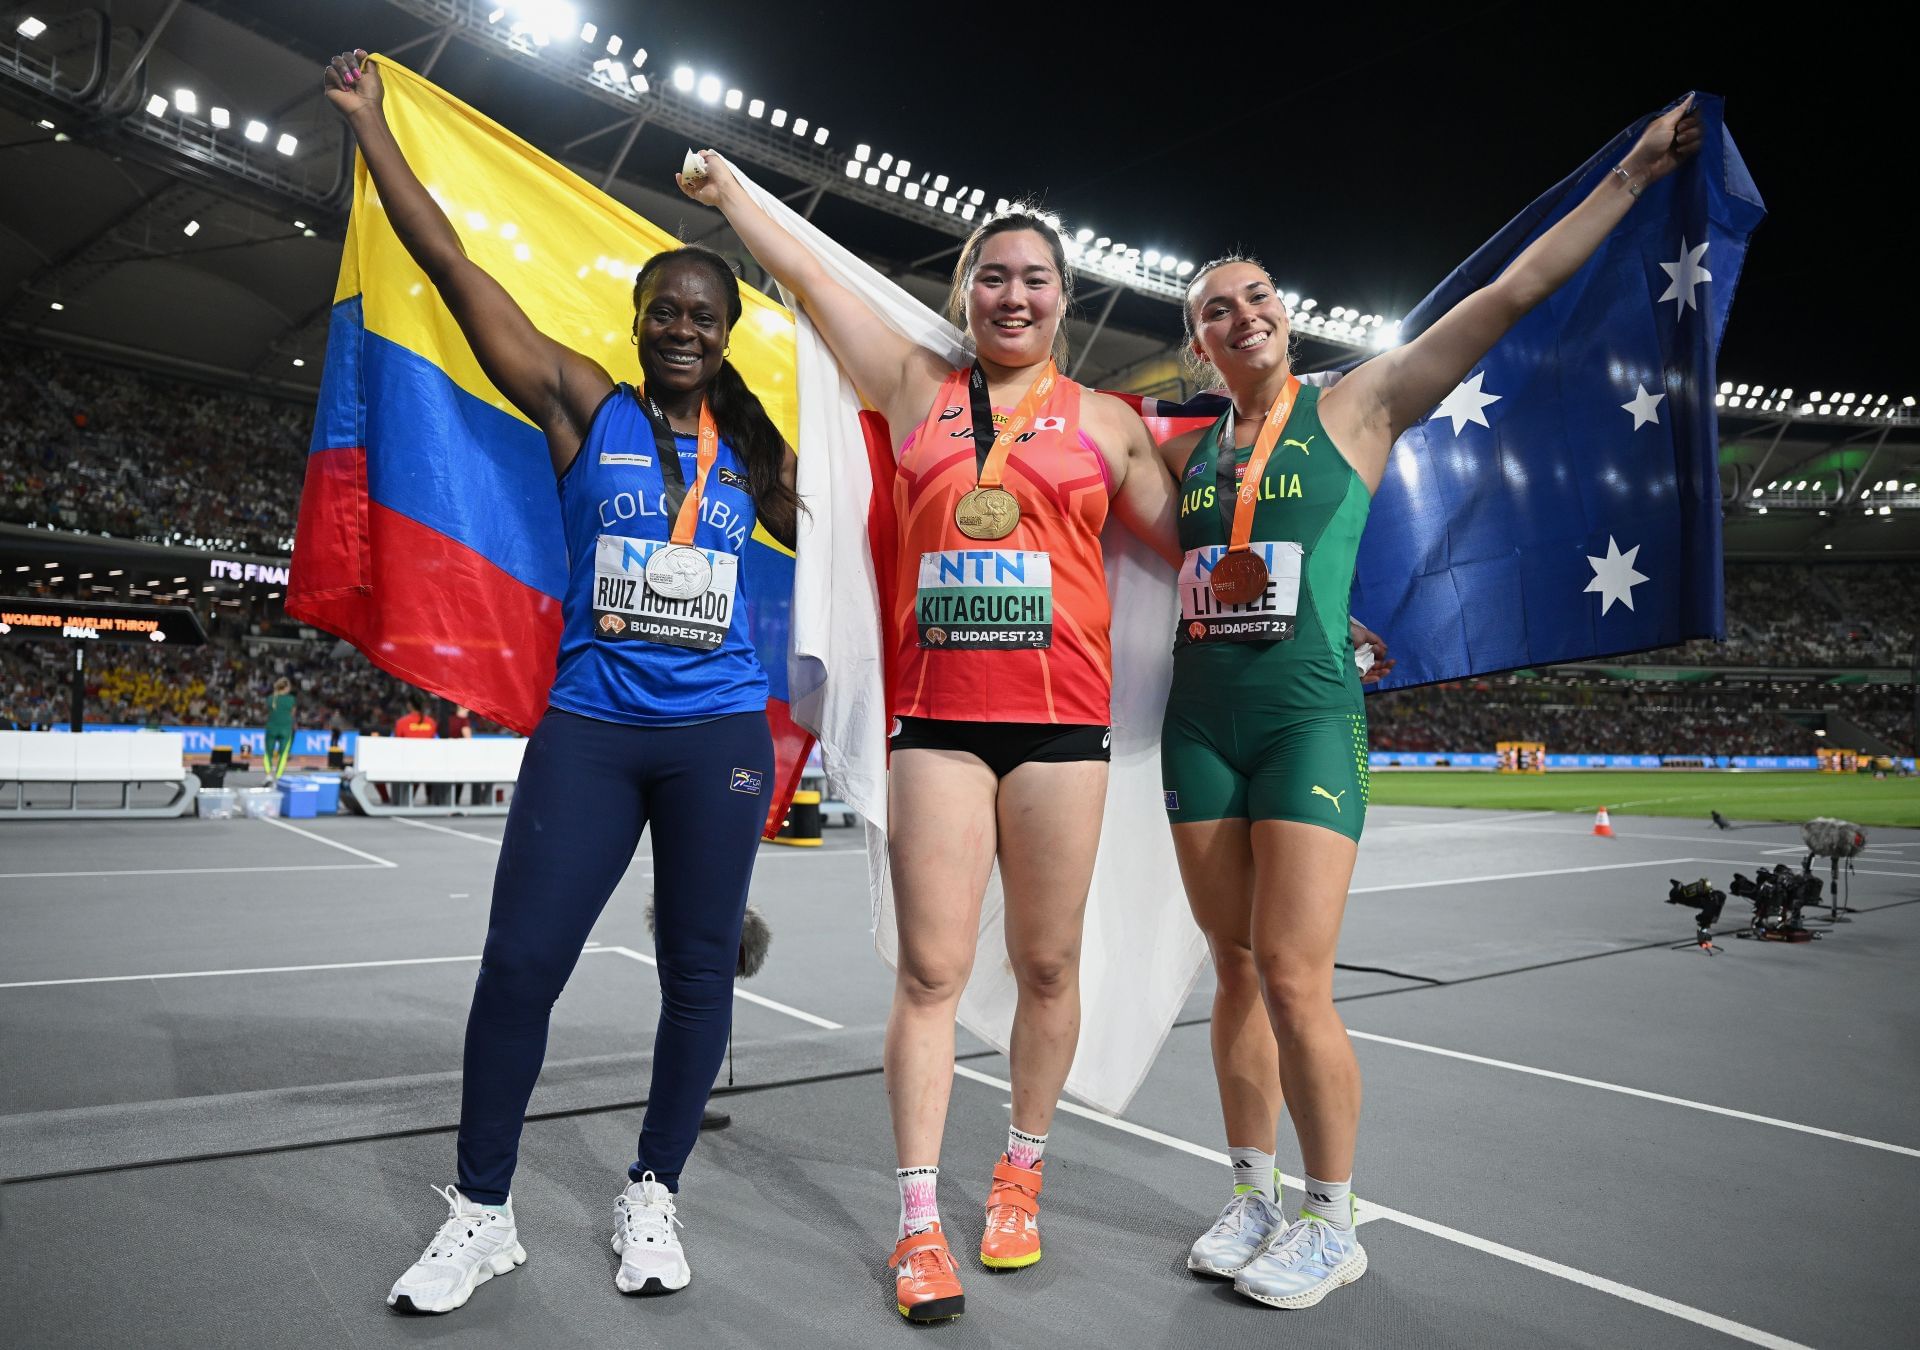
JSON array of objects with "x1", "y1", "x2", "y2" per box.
[{"x1": 1136, "y1": 95, "x2": 1763, "y2": 690}]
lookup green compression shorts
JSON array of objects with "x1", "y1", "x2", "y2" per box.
[{"x1": 1160, "y1": 702, "x2": 1370, "y2": 842}]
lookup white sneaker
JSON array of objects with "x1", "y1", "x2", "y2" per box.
[
  {"x1": 1233, "y1": 1215, "x2": 1368, "y2": 1309},
  {"x1": 387, "y1": 1185, "x2": 527, "y2": 1313},
  {"x1": 613, "y1": 1173, "x2": 690, "y2": 1294},
  {"x1": 1187, "y1": 1190, "x2": 1284, "y2": 1277}
]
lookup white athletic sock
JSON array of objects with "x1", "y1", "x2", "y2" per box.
[
  {"x1": 1228, "y1": 1146, "x2": 1277, "y2": 1202},
  {"x1": 897, "y1": 1165, "x2": 940, "y2": 1238},
  {"x1": 1301, "y1": 1174, "x2": 1354, "y2": 1230},
  {"x1": 1006, "y1": 1126, "x2": 1047, "y2": 1170}
]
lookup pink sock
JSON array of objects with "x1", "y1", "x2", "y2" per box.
[
  {"x1": 897, "y1": 1166, "x2": 939, "y2": 1236},
  {"x1": 1006, "y1": 1126, "x2": 1047, "y2": 1170}
]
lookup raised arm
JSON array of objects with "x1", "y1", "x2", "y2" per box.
[
  {"x1": 677, "y1": 151, "x2": 949, "y2": 429},
  {"x1": 324, "y1": 51, "x2": 612, "y2": 474},
  {"x1": 1326, "y1": 97, "x2": 1703, "y2": 483}
]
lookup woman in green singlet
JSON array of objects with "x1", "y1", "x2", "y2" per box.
[
  {"x1": 264, "y1": 677, "x2": 296, "y2": 782},
  {"x1": 1162, "y1": 99, "x2": 1702, "y2": 1310}
]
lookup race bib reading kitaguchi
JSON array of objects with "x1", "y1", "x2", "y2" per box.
[
  {"x1": 916, "y1": 548, "x2": 1052, "y2": 650},
  {"x1": 593, "y1": 535, "x2": 738, "y2": 651},
  {"x1": 1176, "y1": 542, "x2": 1303, "y2": 646}
]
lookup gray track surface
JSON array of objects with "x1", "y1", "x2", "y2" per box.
[{"x1": 3, "y1": 805, "x2": 1916, "y2": 1349}]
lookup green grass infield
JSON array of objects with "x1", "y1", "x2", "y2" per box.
[{"x1": 1366, "y1": 769, "x2": 1920, "y2": 828}]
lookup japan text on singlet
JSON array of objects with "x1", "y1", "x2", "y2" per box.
[
  {"x1": 549, "y1": 385, "x2": 768, "y2": 727},
  {"x1": 1171, "y1": 383, "x2": 1371, "y2": 715},
  {"x1": 890, "y1": 369, "x2": 1112, "y2": 725}
]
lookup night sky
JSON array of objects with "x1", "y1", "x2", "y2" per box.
[{"x1": 548, "y1": 2, "x2": 1907, "y2": 393}]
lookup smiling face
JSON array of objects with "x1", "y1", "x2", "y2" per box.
[
  {"x1": 1186, "y1": 260, "x2": 1291, "y2": 385},
  {"x1": 633, "y1": 258, "x2": 731, "y2": 397},
  {"x1": 958, "y1": 226, "x2": 1067, "y2": 369}
]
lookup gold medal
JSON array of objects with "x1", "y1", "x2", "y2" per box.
[{"x1": 954, "y1": 486, "x2": 1020, "y2": 541}]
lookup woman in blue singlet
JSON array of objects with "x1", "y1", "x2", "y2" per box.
[{"x1": 325, "y1": 49, "x2": 797, "y2": 1315}]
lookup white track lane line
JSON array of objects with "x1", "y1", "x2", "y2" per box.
[
  {"x1": 0, "y1": 863, "x2": 385, "y2": 880},
  {"x1": 258, "y1": 815, "x2": 398, "y2": 867},
  {"x1": 1344, "y1": 1030, "x2": 1920, "y2": 1159},
  {"x1": 952, "y1": 1065, "x2": 1812, "y2": 1350},
  {"x1": 389, "y1": 817, "x2": 502, "y2": 847},
  {"x1": 1351, "y1": 857, "x2": 1698, "y2": 894},
  {"x1": 0, "y1": 944, "x2": 607, "y2": 991},
  {"x1": 603, "y1": 944, "x2": 843, "y2": 1030}
]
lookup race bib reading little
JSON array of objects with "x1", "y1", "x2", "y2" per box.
[
  {"x1": 1176, "y1": 542, "x2": 1303, "y2": 646},
  {"x1": 593, "y1": 535, "x2": 738, "y2": 651},
  {"x1": 916, "y1": 548, "x2": 1052, "y2": 650}
]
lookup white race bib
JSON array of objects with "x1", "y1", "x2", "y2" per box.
[
  {"x1": 915, "y1": 548, "x2": 1052, "y2": 650},
  {"x1": 592, "y1": 534, "x2": 738, "y2": 651},
  {"x1": 1176, "y1": 541, "x2": 1303, "y2": 646}
]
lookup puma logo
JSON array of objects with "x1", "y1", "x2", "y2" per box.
[
  {"x1": 1312, "y1": 785, "x2": 1346, "y2": 813},
  {"x1": 1282, "y1": 435, "x2": 1316, "y2": 455}
]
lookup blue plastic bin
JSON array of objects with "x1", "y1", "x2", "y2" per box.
[
  {"x1": 303, "y1": 774, "x2": 342, "y2": 814},
  {"x1": 278, "y1": 779, "x2": 320, "y2": 819}
]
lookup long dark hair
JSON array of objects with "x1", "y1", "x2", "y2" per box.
[
  {"x1": 632, "y1": 246, "x2": 800, "y2": 548},
  {"x1": 945, "y1": 208, "x2": 1074, "y2": 367}
]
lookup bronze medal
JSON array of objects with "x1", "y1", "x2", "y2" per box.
[
  {"x1": 1209, "y1": 550, "x2": 1270, "y2": 605},
  {"x1": 955, "y1": 486, "x2": 1020, "y2": 541}
]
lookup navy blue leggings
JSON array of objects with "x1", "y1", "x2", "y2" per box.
[{"x1": 456, "y1": 707, "x2": 773, "y2": 1201}]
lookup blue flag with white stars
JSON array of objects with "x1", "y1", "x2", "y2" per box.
[
  {"x1": 1133, "y1": 96, "x2": 1761, "y2": 691},
  {"x1": 1350, "y1": 93, "x2": 1761, "y2": 689}
]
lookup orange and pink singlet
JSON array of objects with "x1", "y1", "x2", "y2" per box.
[{"x1": 889, "y1": 366, "x2": 1114, "y2": 726}]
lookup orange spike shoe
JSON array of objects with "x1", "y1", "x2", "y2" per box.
[
  {"x1": 891, "y1": 1222, "x2": 965, "y2": 1323},
  {"x1": 979, "y1": 1155, "x2": 1044, "y2": 1270}
]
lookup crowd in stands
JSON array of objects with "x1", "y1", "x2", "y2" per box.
[
  {"x1": 0, "y1": 639, "x2": 505, "y2": 737},
  {"x1": 1, "y1": 342, "x2": 307, "y2": 554},
  {"x1": 1623, "y1": 564, "x2": 1916, "y2": 669}
]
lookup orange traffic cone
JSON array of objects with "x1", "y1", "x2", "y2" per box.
[{"x1": 1592, "y1": 807, "x2": 1614, "y2": 838}]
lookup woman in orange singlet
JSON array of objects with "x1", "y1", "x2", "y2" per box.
[{"x1": 681, "y1": 152, "x2": 1181, "y2": 1324}]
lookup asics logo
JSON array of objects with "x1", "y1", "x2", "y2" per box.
[
  {"x1": 1102, "y1": 729, "x2": 1112, "y2": 750},
  {"x1": 1312, "y1": 785, "x2": 1346, "y2": 813},
  {"x1": 1282, "y1": 435, "x2": 1316, "y2": 455}
]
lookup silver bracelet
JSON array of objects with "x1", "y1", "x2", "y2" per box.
[{"x1": 1610, "y1": 164, "x2": 1643, "y2": 198}]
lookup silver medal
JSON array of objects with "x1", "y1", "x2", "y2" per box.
[{"x1": 645, "y1": 545, "x2": 712, "y2": 601}]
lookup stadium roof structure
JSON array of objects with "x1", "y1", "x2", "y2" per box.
[{"x1": 1, "y1": 0, "x2": 1914, "y2": 557}]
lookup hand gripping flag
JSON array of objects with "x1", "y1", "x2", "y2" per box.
[
  {"x1": 1131, "y1": 94, "x2": 1763, "y2": 689},
  {"x1": 287, "y1": 58, "x2": 813, "y2": 835}
]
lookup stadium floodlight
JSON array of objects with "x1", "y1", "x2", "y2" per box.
[
  {"x1": 1905, "y1": 396, "x2": 1916, "y2": 407},
  {"x1": 1755, "y1": 506, "x2": 1766, "y2": 514},
  {"x1": 770, "y1": 108, "x2": 787, "y2": 127},
  {"x1": 580, "y1": 21, "x2": 596, "y2": 42},
  {"x1": 1075, "y1": 227, "x2": 1093, "y2": 243},
  {"x1": 942, "y1": 196, "x2": 957, "y2": 213},
  {"x1": 17, "y1": 16, "x2": 48, "y2": 38},
  {"x1": 1750, "y1": 487, "x2": 1763, "y2": 498},
  {"x1": 182, "y1": 220, "x2": 200, "y2": 237},
  {"x1": 293, "y1": 358, "x2": 305, "y2": 367},
  {"x1": 36, "y1": 118, "x2": 53, "y2": 129},
  {"x1": 1881, "y1": 505, "x2": 1892, "y2": 515},
  {"x1": 592, "y1": 56, "x2": 608, "y2": 71},
  {"x1": 1177, "y1": 260, "x2": 1195, "y2": 277},
  {"x1": 630, "y1": 73, "x2": 648, "y2": 94},
  {"x1": 145, "y1": 95, "x2": 168, "y2": 117},
  {"x1": 210, "y1": 106, "x2": 229, "y2": 128},
  {"x1": 845, "y1": 160, "x2": 860, "y2": 178},
  {"x1": 48, "y1": 301, "x2": 63, "y2": 311},
  {"x1": 814, "y1": 126, "x2": 828, "y2": 144},
  {"x1": 1718, "y1": 381, "x2": 1733, "y2": 394},
  {"x1": 632, "y1": 48, "x2": 647, "y2": 68},
  {"x1": 877, "y1": 152, "x2": 892, "y2": 170},
  {"x1": 1795, "y1": 480, "x2": 1806, "y2": 490},
  {"x1": 606, "y1": 34, "x2": 622, "y2": 56},
  {"x1": 277, "y1": 133, "x2": 297, "y2": 155},
  {"x1": 244, "y1": 119, "x2": 267, "y2": 143},
  {"x1": 672, "y1": 65, "x2": 694, "y2": 91},
  {"x1": 904, "y1": 183, "x2": 920, "y2": 200},
  {"x1": 1144, "y1": 249, "x2": 1161, "y2": 265},
  {"x1": 792, "y1": 118, "x2": 808, "y2": 135},
  {"x1": 885, "y1": 176, "x2": 900, "y2": 192},
  {"x1": 961, "y1": 203, "x2": 976, "y2": 220},
  {"x1": 895, "y1": 160, "x2": 911, "y2": 176},
  {"x1": 1877, "y1": 393, "x2": 1889, "y2": 405},
  {"x1": 855, "y1": 144, "x2": 870, "y2": 162},
  {"x1": 970, "y1": 188, "x2": 985, "y2": 205},
  {"x1": 1735, "y1": 382, "x2": 1749, "y2": 395},
  {"x1": 724, "y1": 88, "x2": 742, "y2": 110},
  {"x1": 488, "y1": 7, "x2": 506, "y2": 22},
  {"x1": 697, "y1": 75, "x2": 721, "y2": 103},
  {"x1": 175, "y1": 88, "x2": 198, "y2": 115},
  {"x1": 748, "y1": 98, "x2": 764, "y2": 117},
  {"x1": 606, "y1": 61, "x2": 627, "y2": 84},
  {"x1": 933, "y1": 174, "x2": 949, "y2": 192},
  {"x1": 864, "y1": 167, "x2": 879, "y2": 186}
]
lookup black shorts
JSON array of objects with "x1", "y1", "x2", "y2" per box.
[{"x1": 889, "y1": 716, "x2": 1111, "y2": 779}]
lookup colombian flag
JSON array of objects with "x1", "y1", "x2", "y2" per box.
[{"x1": 288, "y1": 57, "x2": 813, "y2": 836}]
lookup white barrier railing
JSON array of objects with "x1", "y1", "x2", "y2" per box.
[{"x1": 0, "y1": 731, "x2": 198, "y2": 817}]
